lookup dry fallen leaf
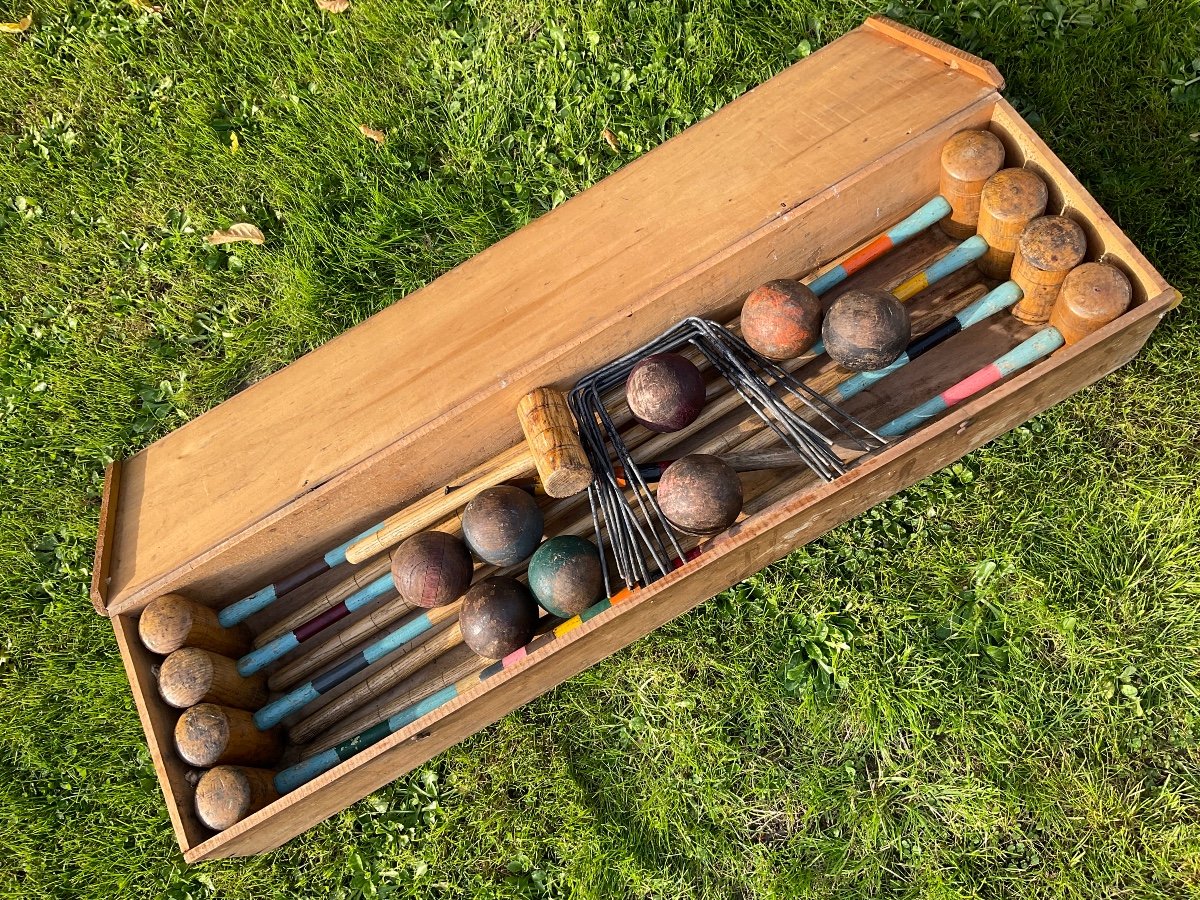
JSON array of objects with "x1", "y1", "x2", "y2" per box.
[
  {"x1": 206, "y1": 223, "x2": 264, "y2": 246},
  {"x1": 0, "y1": 13, "x2": 32, "y2": 33},
  {"x1": 601, "y1": 128, "x2": 619, "y2": 151},
  {"x1": 358, "y1": 124, "x2": 386, "y2": 145},
  {"x1": 229, "y1": 131, "x2": 240, "y2": 154},
  {"x1": 316, "y1": 0, "x2": 349, "y2": 12}
]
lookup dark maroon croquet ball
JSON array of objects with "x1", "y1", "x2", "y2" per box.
[
  {"x1": 461, "y1": 485, "x2": 544, "y2": 566},
  {"x1": 822, "y1": 288, "x2": 911, "y2": 372},
  {"x1": 390, "y1": 531, "x2": 473, "y2": 608},
  {"x1": 625, "y1": 352, "x2": 706, "y2": 433},
  {"x1": 741, "y1": 279, "x2": 823, "y2": 360},
  {"x1": 460, "y1": 576, "x2": 540, "y2": 660},
  {"x1": 656, "y1": 453, "x2": 743, "y2": 535},
  {"x1": 527, "y1": 535, "x2": 603, "y2": 618}
]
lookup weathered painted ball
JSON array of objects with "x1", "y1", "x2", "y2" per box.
[
  {"x1": 527, "y1": 535, "x2": 604, "y2": 617},
  {"x1": 461, "y1": 485, "x2": 544, "y2": 566},
  {"x1": 656, "y1": 453, "x2": 743, "y2": 535},
  {"x1": 390, "y1": 531, "x2": 473, "y2": 608},
  {"x1": 625, "y1": 352, "x2": 706, "y2": 433},
  {"x1": 460, "y1": 576, "x2": 540, "y2": 659},
  {"x1": 741, "y1": 279, "x2": 823, "y2": 360},
  {"x1": 822, "y1": 289, "x2": 911, "y2": 371}
]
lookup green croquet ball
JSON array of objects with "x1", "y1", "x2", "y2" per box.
[{"x1": 527, "y1": 535, "x2": 604, "y2": 618}]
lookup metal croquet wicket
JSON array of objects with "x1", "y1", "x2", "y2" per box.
[{"x1": 569, "y1": 317, "x2": 885, "y2": 596}]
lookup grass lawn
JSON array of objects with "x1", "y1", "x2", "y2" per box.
[{"x1": 2, "y1": 0, "x2": 1199, "y2": 896}]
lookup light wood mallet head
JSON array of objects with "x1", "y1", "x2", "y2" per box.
[
  {"x1": 939, "y1": 129, "x2": 1007, "y2": 239},
  {"x1": 1050, "y1": 261, "x2": 1133, "y2": 345},
  {"x1": 138, "y1": 593, "x2": 251, "y2": 658},
  {"x1": 1011, "y1": 215, "x2": 1088, "y2": 325},
  {"x1": 516, "y1": 387, "x2": 593, "y2": 498},
  {"x1": 158, "y1": 647, "x2": 269, "y2": 711},
  {"x1": 976, "y1": 168, "x2": 1050, "y2": 279},
  {"x1": 174, "y1": 703, "x2": 283, "y2": 768},
  {"x1": 194, "y1": 765, "x2": 280, "y2": 832}
]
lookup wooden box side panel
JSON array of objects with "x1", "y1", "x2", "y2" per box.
[
  {"x1": 187, "y1": 291, "x2": 1169, "y2": 861},
  {"x1": 100, "y1": 23, "x2": 1003, "y2": 613}
]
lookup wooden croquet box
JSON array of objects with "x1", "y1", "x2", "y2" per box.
[{"x1": 90, "y1": 17, "x2": 1178, "y2": 861}]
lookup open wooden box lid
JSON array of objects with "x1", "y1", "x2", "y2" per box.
[{"x1": 91, "y1": 19, "x2": 1041, "y2": 617}]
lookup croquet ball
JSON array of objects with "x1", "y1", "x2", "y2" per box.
[
  {"x1": 390, "y1": 531, "x2": 473, "y2": 608},
  {"x1": 461, "y1": 485, "x2": 544, "y2": 566},
  {"x1": 625, "y1": 352, "x2": 706, "y2": 433},
  {"x1": 460, "y1": 576, "x2": 540, "y2": 659},
  {"x1": 195, "y1": 766, "x2": 273, "y2": 832},
  {"x1": 741, "y1": 279, "x2": 823, "y2": 360},
  {"x1": 527, "y1": 535, "x2": 604, "y2": 617},
  {"x1": 822, "y1": 289, "x2": 911, "y2": 371},
  {"x1": 656, "y1": 453, "x2": 743, "y2": 535}
]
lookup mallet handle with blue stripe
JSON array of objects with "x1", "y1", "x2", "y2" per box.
[
  {"x1": 252, "y1": 600, "x2": 461, "y2": 730},
  {"x1": 218, "y1": 132, "x2": 1011, "y2": 632},
  {"x1": 809, "y1": 129, "x2": 1007, "y2": 295},
  {"x1": 238, "y1": 572, "x2": 398, "y2": 675},
  {"x1": 218, "y1": 523, "x2": 386, "y2": 627},
  {"x1": 275, "y1": 654, "x2": 484, "y2": 794},
  {"x1": 624, "y1": 280, "x2": 1027, "y2": 484}
]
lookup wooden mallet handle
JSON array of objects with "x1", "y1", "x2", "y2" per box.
[
  {"x1": 344, "y1": 388, "x2": 589, "y2": 565},
  {"x1": 939, "y1": 129, "x2": 1006, "y2": 239},
  {"x1": 517, "y1": 387, "x2": 593, "y2": 498}
]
